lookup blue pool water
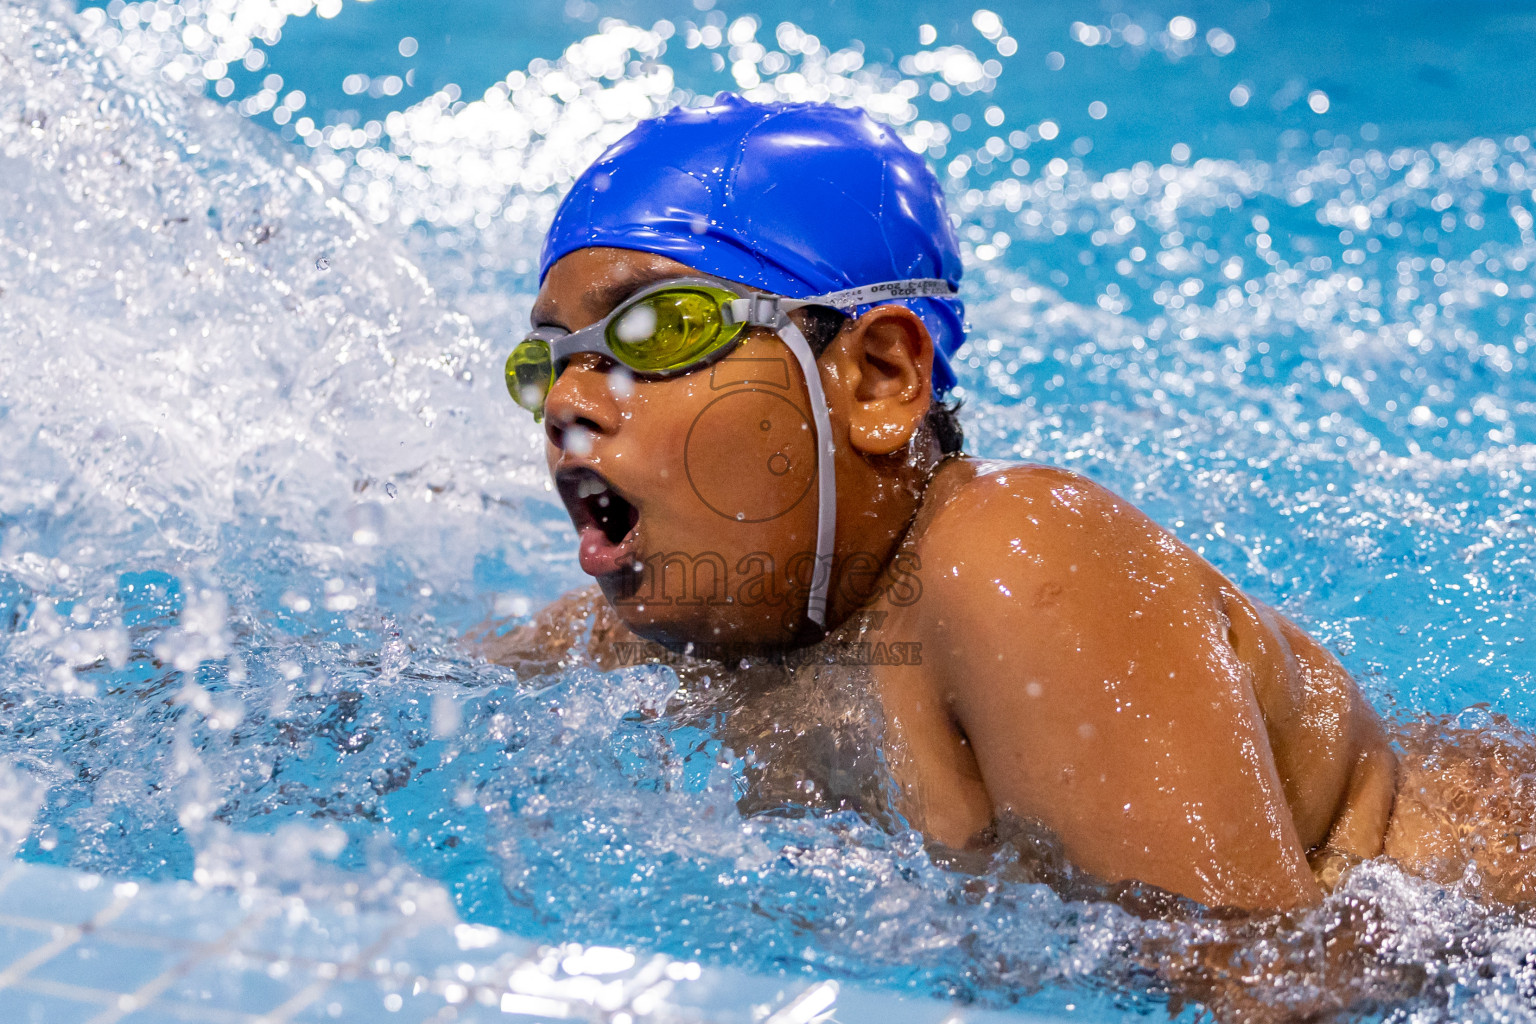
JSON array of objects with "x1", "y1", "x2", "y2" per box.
[{"x1": 4, "y1": 0, "x2": 1536, "y2": 1019}]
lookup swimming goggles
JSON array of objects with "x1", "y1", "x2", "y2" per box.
[{"x1": 506, "y1": 273, "x2": 957, "y2": 630}]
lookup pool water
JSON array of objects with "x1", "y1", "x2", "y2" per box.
[{"x1": 4, "y1": 0, "x2": 1536, "y2": 1020}]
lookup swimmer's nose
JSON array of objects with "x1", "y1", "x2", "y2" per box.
[{"x1": 544, "y1": 352, "x2": 622, "y2": 451}]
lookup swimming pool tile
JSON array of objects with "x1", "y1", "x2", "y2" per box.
[
  {"x1": 373, "y1": 922, "x2": 539, "y2": 983},
  {"x1": 0, "y1": 864, "x2": 1071, "y2": 1024},
  {"x1": 0, "y1": 865, "x2": 119, "y2": 927},
  {"x1": 283, "y1": 975, "x2": 447, "y2": 1022},
  {"x1": 100, "y1": 882, "x2": 252, "y2": 946},
  {"x1": 649, "y1": 963, "x2": 809, "y2": 1023},
  {"x1": 0, "y1": 921, "x2": 56, "y2": 971},
  {"x1": 113, "y1": 1004, "x2": 250, "y2": 1024},
  {"x1": 3, "y1": 987, "x2": 109, "y2": 1024},
  {"x1": 235, "y1": 904, "x2": 406, "y2": 965},
  {"x1": 377, "y1": 923, "x2": 519, "y2": 960},
  {"x1": 25, "y1": 934, "x2": 181, "y2": 997},
  {"x1": 419, "y1": 1004, "x2": 533, "y2": 1024},
  {"x1": 159, "y1": 952, "x2": 320, "y2": 1016},
  {"x1": 825, "y1": 986, "x2": 1048, "y2": 1024}
]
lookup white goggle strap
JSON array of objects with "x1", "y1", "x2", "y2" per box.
[
  {"x1": 793, "y1": 277, "x2": 959, "y2": 309},
  {"x1": 727, "y1": 279, "x2": 958, "y2": 326},
  {"x1": 773, "y1": 319, "x2": 836, "y2": 630},
  {"x1": 722, "y1": 278, "x2": 956, "y2": 631}
]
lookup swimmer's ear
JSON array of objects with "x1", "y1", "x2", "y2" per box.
[{"x1": 824, "y1": 305, "x2": 933, "y2": 457}]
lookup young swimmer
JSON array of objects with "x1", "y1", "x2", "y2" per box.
[{"x1": 484, "y1": 96, "x2": 1536, "y2": 913}]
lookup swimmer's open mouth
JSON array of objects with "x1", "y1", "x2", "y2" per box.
[{"x1": 556, "y1": 467, "x2": 640, "y2": 577}]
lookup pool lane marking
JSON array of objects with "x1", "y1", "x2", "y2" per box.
[
  {"x1": 80, "y1": 897, "x2": 285, "y2": 1024},
  {"x1": 765, "y1": 980, "x2": 840, "y2": 1024},
  {"x1": 9, "y1": 973, "x2": 251, "y2": 1023},
  {"x1": 254, "y1": 911, "x2": 429, "y2": 1023},
  {"x1": 0, "y1": 885, "x2": 135, "y2": 992}
]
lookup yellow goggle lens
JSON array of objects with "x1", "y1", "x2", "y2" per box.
[
  {"x1": 504, "y1": 285, "x2": 749, "y2": 420},
  {"x1": 506, "y1": 338, "x2": 553, "y2": 420},
  {"x1": 605, "y1": 287, "x2": 744, "y2": 372}
]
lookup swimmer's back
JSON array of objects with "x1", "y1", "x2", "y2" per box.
[{"x1": 878, "y1": 458, "x2": 1398, "y2": 907}]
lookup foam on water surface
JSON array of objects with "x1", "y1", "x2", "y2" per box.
[{"x1": 3, "y1": 0, "x2": 1536, "y2": 1020}]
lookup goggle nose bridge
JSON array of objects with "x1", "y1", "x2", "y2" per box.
[{"x1": 725, "y1": 294, "x2": 793, "y2": 330}]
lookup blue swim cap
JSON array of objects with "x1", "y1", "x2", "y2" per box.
[{"x1": 541, "y1": 95, "x2": 966, "y2": 395}]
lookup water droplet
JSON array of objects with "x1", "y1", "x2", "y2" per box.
[
  {"x1": 1167, "y1": 15, "x2": 1196, "y2": 41},
  {"x1": 384, "y1": 482, "x2": 398, "y2": 499},
  {"x1": 565, "y1": 425, "x2": 594, "y2": 456},
  {"x1": 348, "y1": 503, "x2": 383, "y2": 546},
  {"x1": 606, "y1": 364, "x2": 635, "y2": 399},
  {"x1": 315, "y1": 255, "x2": 330, "y2": 270}
]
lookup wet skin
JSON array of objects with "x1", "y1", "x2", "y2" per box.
[{"x1": 492, "y1": 246, "x2": 1530, "y2": 912}]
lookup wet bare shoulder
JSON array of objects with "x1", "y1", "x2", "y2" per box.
[
  {"x1": 914, "y1": 462, "x2": 1197, "y2": 591},
  {"x1": 910, "y1": 461, "x2": 1325, "y2": 909},
  {"x1": 910, "y1": 459, "x2": 1227, "y2": 697}
]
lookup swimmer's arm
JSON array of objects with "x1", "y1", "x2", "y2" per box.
[
  {"x1": 923, "y1": 468, "x2": 1322, "y2": 911},
  {"x1": 473, "y1": 584, "x2": 661, "y2": 674}
]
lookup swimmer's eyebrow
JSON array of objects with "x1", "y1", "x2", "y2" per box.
[{"x1": 530, "y1": 266, "x2": 687, "y2": 331}]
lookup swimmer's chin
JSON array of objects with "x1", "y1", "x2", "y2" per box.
[
  {"x1": 594, "y1": 582, "x2": 823, "y2": 659},
  {"x1": 591, "y1": 576, "x2": 709, "y2": 654}
]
